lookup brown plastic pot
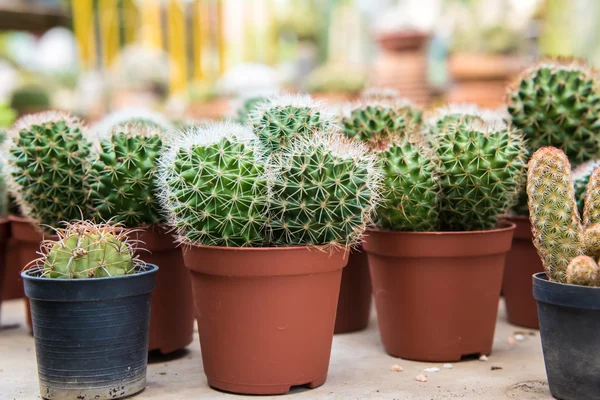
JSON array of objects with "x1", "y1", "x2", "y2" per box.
[
  {"x1": 334, "y1": 248, "x2": 372, "y2": 333},
  {"x1": 183, "y1": 245, "x2": 348, "y2": 395},
  {"x1": 2, "y1": 217, "x2": 28, "y2": 301},
  {"x1": 502, "y1": 216, "x2": 542, "y2": 329},
  {"x1": 363, "y1": 222, "x2": 515, "y2": 362},
  {"x1": 131, "y1": 226, "x2": 194, "y2": 354},
  {"x1": 0, "y1": 219, "x2": 11, "y2": 303}
]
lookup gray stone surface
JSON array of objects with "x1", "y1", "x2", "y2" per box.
[{"x1": 0, "y1": 299, "x2": 551, "y2": 399}]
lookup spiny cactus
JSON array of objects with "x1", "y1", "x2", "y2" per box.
[
  {"x1": 30, "y1": 220, "x2": 141, "y2": 279},
  {"x1": 574, "y1": 160, "x2": 600, "y2": 215},
  {"x1": 429, "y1": 104, "x2": 508, "y2": 127},
  {"x1": 508, "y1": 60, "x2": 600, "y2": 165},
  {"x1": 235, "y1": 95, "x2": 268, "y2": 125},
  {"x1": 583, "y1": 166, "x2": 600, "y2": 227},
  {"x1": 435, "y1": 118, "x2": 527, "y2": 231},
  {"x1": 565, "y1": 255, "x2": 600, "y2": 286},
  {"x1": 269, "y1": 132, "x2": 381, "y2": 247},
  {"x1": 91, "y1": 108, "x2": 175, "y2": 139},
  {"x1": 361, "y1": 87, "x2": 402, "y2": 101},
  {"x1": 4, "y1": 112, "x2": 91, "y2": 229},
  {"x1": 305, "y1": 63, "x2": 366, "y2": 95},
  {"x1": 527, "y1": 147, "x2": 584, "y2": 282},
  {"x1": 341, "y1": 100, "x2": 421, "y2": 148},
  {"x1": 250, "y1": 94, "x2": 333, "y2": 155},
  {"x1": 88, "y1": 122, "x2": 164, "y2": 227},
  {"x1": 158, "y1": 122, "x2": 270, "y2": 247},
  {"x1": 376, "y1": 137, "x2": 440, "y2": 231}
]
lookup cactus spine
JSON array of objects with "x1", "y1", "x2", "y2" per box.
[
  {"x1": 4, "y1": 112, "x2": 91, "y2": 229},
  {"x1": 88, "y1": 122, "x2": 165, "y2": 227},
  {"x1": 33, "y1": 221, "x2": 141, "y2": 279}
]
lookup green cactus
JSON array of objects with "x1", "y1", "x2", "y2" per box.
[
  {"x1": 507, "y1": 61, "x2": 600, "y2": 166},
  {"x1": 235, "y1": 95, "x2": 268, "y2": 125},
  {"x1": 88, "y1": 122, "x2": 164, "y2": 227},
  {"x1": 91, "y1": 108, "x2": 175, "y2": 139},
  {"x1": 565, "y1": 255, "x2": 600, "y2": 286},
  {"x1": 269, "y1": 132, "x2": 381, "y2": 247},
  {"x1": 250, "y1": 94, "x2": 333, "y2": 155},
  {"x1": 361, "y1": 87, "x2": 401, "y2": 101},
  {"x1": 573, "y1": 160, "x2": 600, "y2": 216},
  {"x1": 341, "y1": 100, "x2": 422, "y2": 148},
  {"x1": 34, "y1": 220, "x2": 140, "y2": 279},
  {"x1": 527, "y1": 147, "x2": 585, "y2": 282},
  {"x1": 157, "y1": 122, "x2": 270, "y2": 247},
  {"x1": 376, "y1": 137, "x2": 440, "y2": 231},
  {"x1": 435, "y1": 118, "x2": 527, "y2": 231},
  {"x1": 9, "y1": 85, "x2": 50, "y2": 115},
  {"x1": 305, "y1": 63, "x2": 366, "y2": 94},
  {"x1": 4, "y1": 112, "x2": 91, "y2": 229}
]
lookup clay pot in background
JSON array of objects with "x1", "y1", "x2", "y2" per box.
[
  {"x1": 334, "y1": 248, "x2": 371, "y2": 334},
  {"x1": 0, "y1": 219, "x2": 11, "y2": 305},
  {"x1": 133, "y1": 226, "x2": 194, "y2": 354},
  {"x1": 183, "y1": 245, "x2": 347, "y2": 395},
  {"x1": 502, "y1": 216, "x2": 542, "y2": 329},
  {"x1": 364, "y1": 222, "x2": 515, "y2": 362}
]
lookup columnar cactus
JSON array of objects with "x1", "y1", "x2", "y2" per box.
[
  {"x1": 527, "y1": 147, "x2": 585, "y2": 283},
  {"x1": 376, "y1": 137, "x2": 440, "y2": 231},
  {"x1": 4, "y1": 112, "x2": 91, "y2": 228},
  {"x1": 574, "y1": 160, "x2": 600, "y2": 215},
  {"x1": 250, "y1": 94, "x2": 333, "y2": 155},
  {"x1": 158, "y1": 122, "x2": 270, "y2": 247},
  {"x1": 435, "y1": 118, "x2": 527, "y2": 231},
  {"x1": 508, "y1": 61, "x2": 600, "y2": 166},
  {"x1": 88, "y1": 122, "x2": 164, "y2": 226},
  {"x1": 32, "y1": 220, "x2": 141, "y2": 279},
  {"x1": 269, "y1": 132, "x2": 381, "y2": 247}
]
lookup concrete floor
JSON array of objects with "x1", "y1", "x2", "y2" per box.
[{"x1": 0, "y1": 299, "x2": 551, "y2": 400}]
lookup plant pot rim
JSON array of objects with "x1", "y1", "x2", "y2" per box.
[
  {"x1": 8, "y1": 215, "x2": 35, "y2": 224},
  {"x1": 182, "y1": 242, "x2": 350, "y2": 253},
  {"x1": 533, "y1": 272, "x2": 600, "y2": 310},
  {"x1": 505, "y1": 215, "x2": 529, "y2": 222},
  {"x1": 22, "y1": 263, "x2": 158, "y2": 282},
  {"x1": 366, "y1": 221, "x2": 516, "y2": 237}
]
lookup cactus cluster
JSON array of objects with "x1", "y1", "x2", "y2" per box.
[
  {"x1": 30, "y1": 220, "x2": 142, "y2": 279},
  {"x1": 527, "y1": 146, "x2": 600, "y2": 286},
  {"x1": 88, "y1": 122, "x2": 165, "y2": 227},
  {"x1": 4, "y1": 112, "x2": 91, "y2": 229}
]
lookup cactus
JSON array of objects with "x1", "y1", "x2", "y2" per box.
[
  {"x1": 157, "y1": 122, "x2": 270, "y2": 247},
  {"x1": 88, "y1": 122, "x2": 164, "y2": 227},
  {"x1": 527, "y1": 147, "x2": 585, "y2": 282},
  {"x1": 250, "y1": 94, "x2": 333, "y2": 155},
  {"x1": 235, "y1": 95, "x2": 268, "y2": 125},
  {"x1": 4, "y1": 112, "x2": 91, "y2": 229},
  {"x1": 305, "y1": 63, "x2": 366, "y2": 95},
  {"x1": 10, "y1": 84, "x2": 50, "y2": 115},
  {"x1": 269, "y1": 132, "x2": 381, "y2": 247},
  {"x1": 573, "y1": 160, "x2": 600, "y2": 215},
  {"x1": 341, "y1": 100, "x2": 421, "y2": 148},
  {"x1": 361, "y1": 87, "x2": 401, "y2": 101},
  {"x1": 565, "y1": 255, "x2": 600, "y2": 286},
  {"x1": 376, "y1": 137, "x2": 440, "y2": 231},
  {"x1": 435, "y1": 118, "x2": 527, "y2": 231},
  {"x1": 91, "y1": 108, "x2": 175, "y2": 139},
  {"x1": 31, "y1": 220, "x2": 141, "y2": 279},
  {"x1": 507, "y1": 60, "x2": 600, "y2": 166}
]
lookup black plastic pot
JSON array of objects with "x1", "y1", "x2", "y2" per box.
[
  {"x1": 22, "y1": 265, "x2": 158, "y2": 400},
  {"x1": 533, "y1": 272, "x2": 600, "y2": 400}
]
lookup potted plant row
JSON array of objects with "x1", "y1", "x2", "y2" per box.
[
  {"x1": 1, "y1": 110, "x2": 194, "y2": 354},
  {"x1": 527, "y1": 146, "x2": 600, "y2": 400},
  {"x1": 156, "y1": 94, "x2": 382, "y2": 394},
  {"x1": 503, "y1": 59, "x2": 600, "y2": 329}
]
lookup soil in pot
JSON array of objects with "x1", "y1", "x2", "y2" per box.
[
  {"x1": 183, "y1": 245, "x2": 348, "y2": 395},
  {"x1": 534, "y1": 272, "x2": 600, "y2": 400},
  {"x1": 131, "y1": 227, "x2": 194, "y2": 354},
  {"x1": 23, "y1": 264, "x2": 158, "y2": 400},
  {"x1": 363, "y1": 222, "x2": 515, "y2": 362},
  {"x1": 502, "y1": 216, "x2": 542, "y2": 329},
  {"x1": 334, "y1": 248, "x2": 372, "y2": 334}
]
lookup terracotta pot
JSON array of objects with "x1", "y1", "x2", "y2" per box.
[
  {"x1": 2, "y1": 216, "x2": 27, "y2": 300},
  {"x1": 502, "y1": 216, "x2": 542, "y2": 329},
  {"x1": 334, "y1": 248, "x2": 371, "y2": 334},
  {"x1": 363, "y1": 222, "x2": 515, "y2": 362},
  {"x1": 0, "y1": 219, "x2": 11, "y2": 303},
  {"x1": 183, "y1": 245, "x2": 348, "y2": 395},
  {"x1": 132, "y1": 226, "x2": 194, "y2": 354},
  {"x1": 377, "y1": 30, "x2": 429, "y2": 51}
]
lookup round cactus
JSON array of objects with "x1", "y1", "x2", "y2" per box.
[
  {"x1": 341, "y1": 100, "x2": 421, "y2": 148},
  {"x1": 269, "y1": 132, "x2": 381, "y2": 247},
  {"x1": 376, "y1": 137, "x2": 440, "y2": 231},
  {"x1": 361, "y1": 87, "x2": 402, "y2": 101},
  {"x1": 235, "y1": 95, "x2": 268, "y2": 125},
  {"x1": 91, "y1": 108, "x2": 175, "y2": 139},
  {"x1": 507, "y1": 60, "x2": 600, "y2": 165},
  {"x1": 33, "y1": 220, "x2": 140, "y2": 279},
  {"x1": 435, "y1": 118, "x2": 527, "y2": 231},
  {"x1": 157, "y1": 122, "x2": 270, "y2": 247},
  {"x1": 4, "y1": 112, "x2": 91, "y2": 229},
  {"x1": 250, "y1": 94, "x2": 333, "y2": 155},
  {"x1": 88, "y1": 122, "x2": 165, "y2": 227},
  {"x1": 565, "y1": 255, "x2": 600, "y2": 286}
]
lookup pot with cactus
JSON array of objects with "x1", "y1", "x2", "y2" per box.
[
  {"x1": 362, "y1": 106, "x2": 527, "y2": 362},
  {"x1": 528, "y1": 146, "x2": 600, "y2": 400},
  {"x1": 22, "y1": 220, "x2": 157, "y2": 400},
  {"x1": 333, "y1": 94, "x2": 423, "y2": 333},
  {"x1": 88, "y1": 110, "x2": 194, "y2": 355},
  {"x1": 502, "y1": 60, "x2": 600, "y2": 329},
  {"x1": 156, "y1": 94, "x2": 381, "y2": 394}
]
